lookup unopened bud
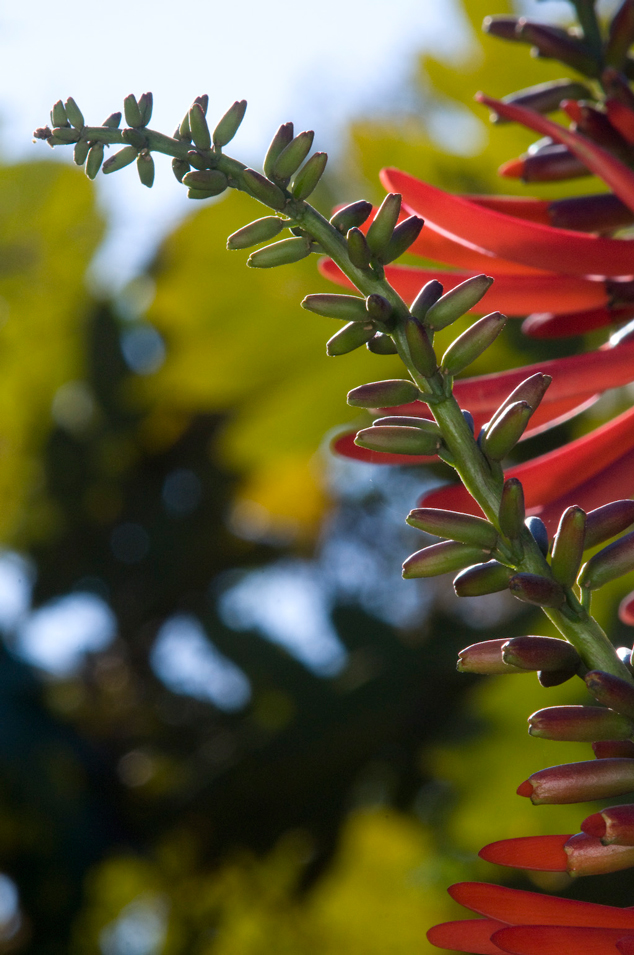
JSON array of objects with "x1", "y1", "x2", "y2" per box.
[
  {"x1": 457, "y1": 638, "x2": 524, "y2": 674},
  {"x1": 136, "y1": 152, "x2": 155, "y2": 188},
  {"x1": 518, "y1": 758, "x2": 634, "y2": 804},
  {"x1": 403, "y1": 541, "x2": 492, "y2": 579},
  {"x1": 594, "y1": 739, "x2": 634, "y2": 758},
  {"x1": 549, "y1": 194, "x2": 634, "y2": 233},
  {"x1": 64, "y1": 96, "x2": 84, "y2": 129},
  {"x1": 73, "y1": 139, "x2": 90, "y2": 166},
  {"x1": 367, "y1": 333, "x2": 397, "y2": 355},
  {"x1": 366, "y1": 193, "x2": 401, "y2": 256},
  {"x1": 482, "y1": 401, "x2": 532, "y2": 461},
  {"x1": 242, "y1": 168, "x2": 287, "y2": 209},
  {"x1": 347, "y1": 379, "x2": 420, "y2": 408},
  {"x1": 213, "y1": 99, "x2": 247, "y2": 147},
  {"x1": 247, "y1": 236, "x2": 311, "y2": 268},
  {"x1": 454, "y1": 561, "x2": 513, "y2": 596},
  {"x1": 123, "y1": 93, "x2": 144, "y2": 128},
  {"x1": 482, "y1": 15, "x2": 522, "y2": 40},
  {"x1": 137, "y1": 92, "x2": 153, "y2": 126},
  {"x1": 375, "y1": 416, "x2": 440, "y2": 432},
  {"x1": 441, "y1": 312, "x2": 507, "y2": 376},
  {"x1": 502, "y1": 635, "x2": 580, "y2": 672},
  {"x1": 365, "y1": 294, "x2": 393, "y2": 325},
  {"x1": 302, "y1": 293, "x2": 368, "y2": 322},
  {"x1": 479, "y1": 832, "x2": 634, "y2": 876},
  {"x1": 263, "y1": 122, "x2": 294, "y2": 179},
  {"x1": 330, "y1": 200, "x2": 373, "y2": 234},
  {"x1": 500, "y1": 146, "x2": 589, "y2": 182},
  {"x1": 407, "y1": 507, "x2": 498, "y2": 548},
  {"x1": 526, "y1": 516, "x2": 549, "y2": 556},
  {"x1": 538, "y1": 665, "x2": 581, "y2": 687},
  {"x1": 85, "y1": 143, "x2": 104, "y2": 179},
  {"x1": 291, "y1": 151, "x2": 327, "y2": 200},
  {"x1": 347, "y1": 227, "x2": 371, "y2": 269},
  {"x1": 122, "y1": 127, "x2": 146, "y2": 149},
  {"x1": 272, "y1": 130, "x2": 314, "y2": 180},
  {"x1": 498, "y1": 479, "x2": 525, "y2": 539},
  {"x1": 327, "y1": 321, "x2": 376, "y2": 357},
  {"x1": 189, "y1": 103, "x2": 211, "y2": 149},
  {"x1": 586, "y1": 670, "x2": 634, "y2": 720},
  {"x1": 552, "y1": 506, "x2": 586, "y2": 588},
  {"x1": 508, "y1": 573, "x2": 565, "y2": 608},
  {"x1": 51, "y1": 126, "x2": 80, "y2": 144},
  {"x1": 425, "y1": 275, "x2": 493, "y2": 331},
  {"x1": 491, "y1": 80, "x2": 592, "y2": 123},
  {"x1": 405, "y1": 317, "x2": 437, "y2": 378},
  {"x1": 410, "y1": 279, "x2": 444, "y2": 323},
  {"x1": 585, "y1": 500, "x2": 634, "y2": 550},
  {"x1": 102, "y1": 146, "x2": 138, "y2": 174},
  {"x1": 582, "y1": 804, "x2": 634, "y2": 845},
  {"x1": 103, "y1": 112, "x2": 122, "y2": 128},
  {"x1": 356, "y1": 425, "x2": 441, "y2": 456},
  {"x1": 181, "y1": 170, "x2": 228, "y2": 195},
  {"x1": 51, "y1": 100, "x2": 68, "y2": 127},
  {"x1": 227, "y1": 216, "x2": 286, "y2": 250},
  {"x1": 566, "y1": 832, "x2": 634, "y2": 876},
  {"x1": 172, "y1": 158, "x2": 190, "y2": 183},
  {"x1": 579, "y1": 530, "x2": 634, "y2": 590},
  {"x1": 382, "y1": 215, "x2": 424, "y2": 264},
  {"x1": 489, "y1": 374, "x2": 551, "y2": 432},
  {"x1": 516, "y1": 20, "x2": 601, "y2": 78},
  {"x1": 528, "y1": 705, "x2": 634, "y2": 741}
]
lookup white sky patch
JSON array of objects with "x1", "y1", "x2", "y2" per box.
[{"x1": 15, "y1": 593, "x2": 116, "y2": 675}]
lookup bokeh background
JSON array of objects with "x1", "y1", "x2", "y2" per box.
[{"x1": 0, "y1": 0, "x2": 632, "y2": 950}]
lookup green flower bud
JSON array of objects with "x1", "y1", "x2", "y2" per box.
[
  {"x1": 405, "y1": 317, "x2": 437, "y2": 378},
  {"x1": 488, "y1": 373, "x2": 551, "y2": 434},
  {"x1": 182, "y1": 170, "x2": 228, "y2": 195},
  {"x1": 326, "y1": 321, "x2": 376, "y2": 357},
  {"x1": 382, "y1": 215, "x2": 424, "y2": 264},
  {"x1": 51, "y1": 126, "x2": 80, "y2": 144},
  {"x1": 123, "y1": 93, "x2": 144, "y2": 128},
  {"x1": 585, "y1": 670, "x2": 634, "y2": 720},
  {"x1": 374, "y1": 416, "x2": 441, "y2": 433},
  {"x1": 364, "y1": 295, "x2": 391, "y2": 325},
  {"x1": 137, "y1": 152, "x2": 155, "y2": 188},
  {"x1": 403, "y1": 541, "x2": 492, "y2": 579},
  {"x1": 502, "y1": 635, "x2": 580, "y2": 672},
  {"x1": 178, "y1": 112, "x2": 192, "y2": 143},
  {"x1": 508, "y1": 572, "x2": 565, "y2": 607},
  {"x1": 51, "y1": 100, "x2": 68, "y2": 127},
  {"x1": 454, "y1": 561, "x2": 513, "y2": 596},
  {"x1": 272, "y1": 130, "x2": 314, "y2": 180},
  {"x1": 457, "y1": 638, "x2": 524, "y2": 674},
  {"x1": 366, "y1": 193, "x2": 401, "y2": 256},
  {"x1": 189, "y1": 103, "x2": 211, "y2": 150},
  {"x1": 64, "y1": 97, "x2": 84, "y2": 129},
  {"x1": 227, "y1": 216, "x2": 286, "y2": 250},
  {"x1": 579, "y1": 529, "x2": 634, "y2": 590},
  {"x1": 193, "y1": 94, "x2": 209, "y2": 115},
  {"x1": 291, "y1": 152, "x2": 328, "y2": 200},
  {"x1": 74, "y1": 139, "x2": 90, "y2": 166},
  {"x1": 367, "y1": 333, "x2": 398, "y2": 355},
  {"x1": 347, "y1": 379, "x2": 420, "y2": 408},
  {"x1": 137, "y1": 92, "x2": 153, "y2": 127},
  {"x1": 528, "y1": 705, "x2": 634, "y2": 742},
  {"x1": 187, "y1": 188, "x2": 222, "y2": 200},
  {"x1": 122, "y1": 127, "x2": 147, "y2": 149},
  {"x1": 346, "y1": 227, "x2": 371, "y2": 269},
  {"x1": 355, "y1": 424, "x2": 441, "y2": 456},
  {"x1": 102, "y1": 146, "x2": 138, "y2": 174},
  {"x1": 410, "y1": 279, "x2": 444, "y2": 322},
  {"x1": 172, "y1": 158, "x2": 190, "y2": 183},
  {"x1": 103, "y1": 112, "x2": 122, "y2": 128},
  {"x1": 425, "y1": 275, "x2": 494, "y2": 331},
  {"x1": 263, "y1": 122, "x2": 294, "y2": 179},
  {"x1": 551, "y1": 505, "x2": 586, "y2": 588},
  {"x1": 213, "y1": 99, "x2": 247, "y2": 147},
  {"x1": 482, "y1": 400, "x2": 532, "y2": 461},
  {"x1": 499, "y1": 478, "x2": 525, "y2": 539},
  {"x1": 407, "y1": 507, "x2": 498, "y2": 548},
  {"x1": 441, "y1": 311, "x2": 507, "y2": 376},
  {"x1": 186, "y1": 151, "x2": 207, "y2": 170},
  {"x1": 242, "y1": 168, "x2": 286, "y2": 210},
  {"x1": 302, "y1": 293, "x2": 368, "y2": 322},
  {"x1": 247, "y1": 236, "x2": 311, "y2": 268},
  {"x1": 330, "y1": 200, "x2": 373, "y2": 233},
  {"x1": 585, "y1": 500, "x2": 634, "y2": 550},
  {"x1": 85, "y1": 143, "x2": 105, "y2": 179}
]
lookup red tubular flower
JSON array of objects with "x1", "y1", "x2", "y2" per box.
[{"x1": 480, "y1": 832, "x2": 634, "y2": 876}]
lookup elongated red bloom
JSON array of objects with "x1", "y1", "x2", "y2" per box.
[
  {"x1": 479, "y1": 832, "x2": 634, "y2": 876},
  {"x1": 492, "y1": 924, "x2": 633, "y2": 955}
]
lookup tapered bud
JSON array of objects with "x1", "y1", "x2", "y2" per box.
[
  {"x1": 405, "y1": 317, "x2": 437, "y2": 378},
  {"x1": 483, "y1": 402, "x2": 532, "y2": 461},
  {"x1": 227, "y1": 216, "x2": 286, "y2": 250},
  {"x1": 585, "y1": 670, "x2": 634, "y2": 720},
  {"x1": 489, "y1": 374, "x2": 551, "y2": 433},
  {"x1": 528, "y1": 705, "x2": 634, "y2": 742},
  {"x1": 356, "y1": 425, "x2": 441, "y2": 456},
  {"x1": 189, "y1": 103, "x2": 211, "y2": 149},
  {"x1": 538, "y1": 665, "x2": 580, "y2": 687},
  {"x1": 382, "y1": 215, "x2": 425, "y2": 264},
  {"x1": 583, "y1": 804, "x2": 634, "y2": 845},
  {"x1": 516, "y1": 20, "x2": 601, "y2": 78},
  {"x1": 578, "y1": 530, "x2": 634, "y2": 590},
  {"x1": 103, "y1": 112, "x2": 122, "y2": 128},
  {"x1": 122, "y1": 127, "x2": 146, "y2": 149},
  {"x1": 347, "y1": 379, "x2": 420, "y2": 408},
  {"x1": 172, "y1": 158, "x2": 190, "y2": 183},
  {"x1": 410, "y1": 280, "x2": 444, "y2": 323},
  {"x1": 566, "y1": 832, "x2": 634, "y2": 876},
  {"x1": 425, "y1": 275, "x2": 493, "y2": 331},
  {"x1": 407, "y1": 508, "x2": 498, "y2": 548},
  {"x1": 518, "y1": 758, "x2": 634, "y2": 804},
  {"x1": 272, "y1": 130, "x2": 314, "y2": 180},
  {"x1": 502, "y1": 635, "x2": 580, "y2": 672},
  {"x1": 102, "y1": 146, "x2": 138, "y2": 174},
  {"x1": 346, "y1": 227, "x2": 371, "y2": 269},
  {"x1": 479, "y1": 832, "x2": 634, "y2": 876},
  {"x1": 186, "y1": 151, "x2": 207, "y2": 170},
  {"x1": 549, "y1": 194, "x2": 634, "y2": 233},
  {"x1": 585, "y1": 501, "x2": 634, "y2": 550},
  {"x1": 291, "y1": 151, "x2": 327, "y2": 200},
  {"x1": 51, "y1": 100, "x2": 68, "y2": 127},
  {"x1": 302, "y1": 293, "x2": 368, "y2": 322},
  {"x1": 454, "y1": 561, "x2": 513, "y2": 597},
  {"x1": 330, "y1": 200, "x2": 374, "y2": 233},
  {"x1": 498, "y1": 478, "x2": 525, "y2": 539},
  {"x1": 182, "y1": 170, "x2": 228, "y2": 195},
  {"x1": 213, "y1": 99, "x2": 247, "y2": 147},
  {"x1": 462, "y1": 410, "x2": 475, "y2": 433},
  {"x1": 606, "y1": 0, "x2": 634, "y2": 70},
  {"x1": 526, "y1": 516, "x2": 549, "y2": 556},
  {"x1": 367, "y1": 333, "x2": 397, "y2": 355},
  {"x1": 51, "y1": 126, "x2": 80, "y2": 144},
  {"x1": 482, "y1": 15, "x2": 521, "y2": 40},
  {"x1": 552, "y1": 506, "x2": 586, "y2": 588},
  {"x1": 136, "y1": 153, "x2": 155, "y2": 188},
  {"x1": 457, "y1": 638, "x2": 524, "y2": 674},
  {"x1": 327, "y1": 321, "x2": 376, "y2": 357},
  {"x1": 84, "y1": 143, "x2": 104, "y2": 179},
  {"x1": 374, "y1": 416, "x2": 440, "y2": 431},
  {"x1": 441, "y1": 312, "x2": 507, "y2": 376},
  {"x1": 263, "y1": 122, "x2": 294, "y2": 179},
  {"x1": 508, "y1": 573, "x2": 565, "y2": 608},
  {"x1": 594, "y1": 739, "x2": 634, "y2": 758},
  {"x1": 365, "y1": 295, "x2": 392, "y2": 325},
  {"x1": 403, "y1": 541, "x2": 492, "y2": 579},
  {"x1": 247, "y1": 236, "x2": 311, "y2": 268},
  {"x1": 366, "y1": 193, "x2": 401, "y2": 256},
  {"x1": 242, "y1": 168, "x2": 287, "y2": 209},
  {"x1": 490, "y1": 80, "x2": 592, "y2": 123},
  {"x1": 137, "y1": 92, "x2": 153, "y2": 126},
  {"x1": 64, "y1": 96, "x2": 84, "y2": 129},
  {"x1": 500, "y1": 147, "x2": 589, "y2": 183},
  {"x1": 123, "y1": 94, "x2": 144, "y2": 128},
  {"x1": 74, "y1": 139, "x2": 90, "y2": 166}
]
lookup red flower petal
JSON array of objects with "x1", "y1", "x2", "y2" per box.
[
  {"x1": 522, "y1": 307, "x2": 634, "y2": 339},
  {"x1": 427, "y1": 918, "x2": 508, "y2": 954},
  {"x1": 409, "y1": 222, "x2": 548, "y2": 275},
  {"x1": 492, "y1": 925, "x2": 629, "y2": 955},
  {"x1": 449, "y1": 882, "x2": 634, "y2": 930},
  {"x1": 606, "y1": 100, "x2": 634, "y2": 145},
  {"x1": 478, "y1": 834, "x2": 570, "y2": 870},
  {"x1": 468, "y1": 195, "x2": 551, "y2": 226},
  {"x1": 619, "y1": 590, "x2": 634, "y2": 626},
  {"x1": 475, "y1": 94, "x2": 634, "y2": 217},
  {"x1": 380, "y1": 168, "x2": 634, "y2": 277},
  {"x1": 617, "y1": 938, "x2": 634, "y2": 955}
]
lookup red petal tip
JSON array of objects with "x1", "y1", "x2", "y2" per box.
[
  {"x1": 619, "y1": 592, "x2": 634, "y2": 627},
  {"x1": 581, "y1": 811, "x2": 607, "y2": 839},
  {"x1": 617, "y1": 937, "x2": 634, "y2": 955},
  {"x1": 516, "y1": 780, "x2": 534, "y2": 797},
  {"x1": 479, "y1": 834, "x2": 570, "y2": 870},
  {"x1": 498, "y1": 157, "x2": 525, "y2": 179}
]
